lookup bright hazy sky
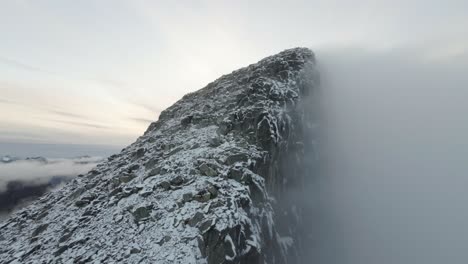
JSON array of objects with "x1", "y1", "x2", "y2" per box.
[{"x1": 1, "y1": 0, "x2": 467, "y2": 147}]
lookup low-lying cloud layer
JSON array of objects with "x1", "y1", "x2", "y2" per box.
[{"x1": 0, "y1": 156, "x2": 102, "y2": 193}]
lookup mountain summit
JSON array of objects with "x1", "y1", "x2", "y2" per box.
[{"x1": 0, "y1": 48, "x2": 319, "y2": 264}]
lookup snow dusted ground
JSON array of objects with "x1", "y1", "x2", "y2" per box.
[{"x1": 0, "y1": 48, "x2": 318, "y2": 264}]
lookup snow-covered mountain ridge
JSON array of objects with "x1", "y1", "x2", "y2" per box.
[{"x1": 0, "y1": 48, "x2": 319, "y2": 264}]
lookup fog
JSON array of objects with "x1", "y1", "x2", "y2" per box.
[
  {"x1": 303, "y1": 47, "x2": 468, "y2": 263},
  {"x1": 0, "y1": 157, "x2": 102, "y2": 192}
]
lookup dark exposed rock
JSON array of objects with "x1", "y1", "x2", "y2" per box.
[
  {"x1": 206, "y1": 185, "x2": 218, "y2": 198},
  {"x1": 217, "y1": 122, "x2": 232, "y2": 135},
  {"x1": 193, "y1": 192, "x2": 211, "y2": 203},
  {"x1": 54, "y1": 245, "x2": 70, "y2": 257},
  {"x1": 75, "y1": 192, "x2": 97, "y2": 207},
  {"x1": 157, "y1": 235, "x2": 171, "y2": 246},
  {"x1": 82, "y1": 207, "x2": 99, "y2": 217},
  {"x1": 130, "y1": 247, "x2": 141, "y2": 254},
  {"x1": 23, "y1": 244, "x2": 41, "y2": 258},
  {"x1": 181, "y1": 115, "x2": 193, "y2": 126},
  {"x1": 144, "y1": 158, "x2": 159, "y2": 169},
  {"x1": 68, "y1": 187, "x2": 85, "y2": 201},
  {"x1": 207, "y1": 136, "x2": 223, "y2": 147},
  {"x1": 182, "y1": 192, "x2": 194, "y2": 202},
  {"x1": 82, "y1": 194, "x2": 97, "y2": 201},
  {"x1": 109, "y1": 187, "x2": 122, "y2": 196},
  {"x1": 132, "y1": 206, "x2": 151, "y2": 221},
  {"x1": 198, "y1": 219, "x2": 216, "y2": 234},
  {"x1": 31, "y1": 224, "x2": 48, "y2": 237},
  {"x1": 58, "y1": 232, "x2": 73, "y2": 243},
  {"x1": 119, "y1": 173, "x2": 136, "y2": 184},
  {"x1": 199, "y1": 163, "x2": 217, "y2": 177},
  {"x1": 226, "y1": 153, "x2": 249, "y2": 165},
  {"x1": 158, "y1": 181, "x2": 171, "y2": 190},
  {"x1": 35, "y1": 211, "x2": 48, "y2": 221},
  {"x1": 88, "y1": 169, "x2": 99, "y2": 176},
  {"x1": 170, "y1": 175, "x2": 185, "y2": 186},
  {"x1": 54, "y1": 238, "x2": 87, "y2": 257},
  {"x1": 127, "y1": 164, "x2": 140, "y2": 172},
  {"x1": 188, "y1": 212, "x2": 204, "y2": 227},
  {"x1": 75, "y1": 200, "x2": 89, "y2": 207},
  {"x1": 228, "y1": 166, "x2": 244, "y2": 182},
  {"x1": 134, "y1": 148, "x2": 146, "y2": 159}
]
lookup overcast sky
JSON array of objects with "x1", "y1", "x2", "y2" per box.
[{"x1": 1, "y1": 0, "x2": 467, "y2": 147}]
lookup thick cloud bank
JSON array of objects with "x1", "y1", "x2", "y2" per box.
[{"x1": 305, "y1": 47, "x2": 468, "y2": 263}]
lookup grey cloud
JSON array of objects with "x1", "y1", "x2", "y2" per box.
[
  {"x1": 0, "y1": 95, "x2": 89, "y2": 121},
  {"x1": 0, "y1": 157, "x2": 102, "y2": 192},
  {"x1": 0, "y1": 130, "x2": 44, "y2": 142},
  {"x1": 0, "y1": 94, "x2": 104, "y2": 128},
  {"x1": 47, "y1": 119, "x2": 110, "y2": 130},
  {"x1": 130, "y1": 101, "x2": 162, "y2": 114},
  {"x1": 0, "y1": 98, "x2": 14, "y2": 104},
  {"x1": 0, "y1": 97, "x2": 24, "y2": 106},
  {"x1": 49, "y1": 110, "x2": 87, "y2": 119},
  {"x1": 0, "y1": 56, "x2": 125, "y2": 88},
  {"x1": 0, "y1": 97, "x2": 101, "y2": 127},
  {"x1": 0, "y1": 56, "x2": 53, "y2": 74},
  {"x1": 89, "y1": 78, "x2": 128, "y2": 88},
  {"x1": 129, "y1": 117, "x2": 153, "y2": 124}
]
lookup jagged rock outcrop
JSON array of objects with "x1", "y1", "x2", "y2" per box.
[{"x1": 0, "y1": 48, "x2": 319, "y2": 263}]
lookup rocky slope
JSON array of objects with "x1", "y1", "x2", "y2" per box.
[{"x1": 0, "y1": 48, "x2": 319, "y2": 264}]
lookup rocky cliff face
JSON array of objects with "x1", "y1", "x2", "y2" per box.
[{"x1": 0, "y1": 48, "x2": 319, "y2": 264}]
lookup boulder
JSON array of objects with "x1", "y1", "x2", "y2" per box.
[
  {"x1": 199, "y1": 163, "x2": 217, "y2": 177},
  {"x1": 188, "y1": 212, "x2": 205, "y2": 227},
  {"x1": 194, "y1": 192, "x2": 211, "y2": 203},
  {"x1": 132, "y1": 206, "x2": 151, "y2": 222},
  {"x1": 226, "y1": 153, "x2": 249, "y2": 165}
]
